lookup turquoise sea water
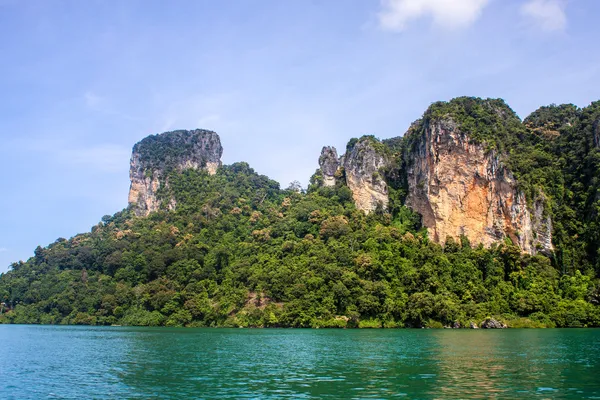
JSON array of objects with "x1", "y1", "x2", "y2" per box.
[{"x1": 0, "y1": 326, "x2": 599, "y2": 399}]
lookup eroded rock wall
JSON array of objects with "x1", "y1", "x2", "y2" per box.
[
  {"x1": 404, "y1": 118, "x2": 552, "y2": 254},
  {"x1": 318, "y1": 146, "x2": 340, "y2": 187},
  {"x1": 342, "y1": 139, "x2": 389, "y2": 213},
  {"x1": 316, "y1": 139, "x2": 390, "y2": 213}
]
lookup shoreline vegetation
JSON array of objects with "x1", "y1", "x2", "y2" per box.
[
  {"x1": 1, "y1": 97, "x2": 599, "y2": 329},
  {"x1": 0, "y1": 317, "x2": 565, "y2": 329},
  {"x1": 0, "y1": 317, "x2": 572, "y2": 329}
]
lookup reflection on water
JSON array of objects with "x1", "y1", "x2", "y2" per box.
[
  {"x1": 1, "y1": 326, "x2": 599, "y2": 399},
  {"x1": 432, "y1": 331, "x2": 530, "y2": 398},
  {"x1": 431, "y1": 330, "x2": 600, "y2": 399}
]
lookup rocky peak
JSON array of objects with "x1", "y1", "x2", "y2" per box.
[
  {"x1": 312, "y1": 97, "x2": 556, "y2": 253},
  {"x1": 318, "y1": 146, "x2": 340, "y2": 187},
  {"x1": 342, "y1": 137, "x2": 390, "y2": 213},
  {"x1": 404, "y1": 108, "x2": 552, "y2": 255},
  {"x1": 315, "y1": 137, "x2": 390, "y2": 213},
  {"x1": 128, "y1": 129, "x2": 223, "y2": 216}
]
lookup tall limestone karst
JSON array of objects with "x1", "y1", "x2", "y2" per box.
[
  {"x1": 342, "y1": 138, "x2": 390, "y2": 213},
  {"x1": 403, "y1": 100, "x2": 552, "y2": 255},
  {"x1": 315, "y1": 98, "x2": 553, "y2": 254},
  {"x1": 6, "y1": 96, "x2": 600, "y2": 329},
  {"x1": 128, "y1": 129, "x2": 223, "y2": 216},
  {"x1": 318, "y1": 146, "x2": 339, "y2": 187},
  {"x1": 315, "y1": 137, "x2": 391, "y2": 213}
]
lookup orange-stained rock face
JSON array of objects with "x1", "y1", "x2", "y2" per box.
[{"x1": 405, "y1": 118, "x2": 552, "y2": 254}]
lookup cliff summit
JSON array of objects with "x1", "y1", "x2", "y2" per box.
[{"x1": 128, "y1": 129, "x2": 223, "y2": 216}]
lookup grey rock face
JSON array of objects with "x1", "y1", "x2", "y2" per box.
[
  {"x1": 342, "y1": 138, "x2": 390, "y2": 213},
  {"x1": 318, "y1": 146, "x2": 340, "y2": 187},
  {"x1": 128, "y1": 129, "x2": 223, "y2": 216},
  {"x1": 531, "y1": 195, "x2": 553, "y2": 255},
  {"x1": 316, "y1": 139, "x2": 390, "y2": 213},
  {"x1": 480, "y1": 318, "x2": 507, "y2": 329}
]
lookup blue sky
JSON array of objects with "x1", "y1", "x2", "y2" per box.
[{"x1": 0, "y1": 0, "x2": 599, "y2": 272}]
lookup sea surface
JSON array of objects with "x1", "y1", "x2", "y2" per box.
[{"x1": 0, "y1": 326, "x2": 599, "y2": 399}]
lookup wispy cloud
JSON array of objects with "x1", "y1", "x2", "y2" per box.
[
  {"x1": 378, "y1": 0, "x2": 490, "y2": 32},
  {"x1": 24, "y1": 139, "x2": 130, "y2": 173},
  {"x1": 521, "y1": 0, "x2": 567, "y2": 32},
  {"x1": 0, "y1": 248, "x2": 8, "y2": 253}
]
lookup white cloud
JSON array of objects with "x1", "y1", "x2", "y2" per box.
[
  {"x1": 521, "y1": 0, "x2": 567, "y2": 32},
  {"x1": 378, "y1": 0, "x2": 490, "y2": 31},
  {"x1": 0, "y1": 248, "x2": 7, "y2": 253},
  {"x1": 24, "y1": 139, "x2": 130, "y2": 173}
]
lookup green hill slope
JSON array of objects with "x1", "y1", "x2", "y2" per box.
[{"x1": 1, "y1": 98, "x2": 599, "y2": 328}]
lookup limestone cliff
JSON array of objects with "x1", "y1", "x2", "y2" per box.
[
  {"x1": 314, "y1": 100, "x2": 556, "y2": 254},
  {"x1": 316, "y1": 138, "x2": 390, "y2": 213},
  {"x1": 343, "y1": 138, "x2": 390, "y2": 213},
  {"x1": 128, "y1": 129, "x2": 223, "y2": 216},
  {"x1": 318, "y1": 146, "x2": 340, "y2": 187},
  {"x1": 404, "y1": 117, "x2": 553, "y2": 255}
]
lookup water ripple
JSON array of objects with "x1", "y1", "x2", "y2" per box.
[{"x1": 0, "y1": 326, "x2": 599, "y2": 399}]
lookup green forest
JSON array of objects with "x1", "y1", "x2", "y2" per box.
[{"x1": 1, "y1": 97, "x2": 599, "y2": 328}]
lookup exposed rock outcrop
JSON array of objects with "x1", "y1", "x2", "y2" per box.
[
  {"x1": 315, "y1": 102, "x2": 556, "y2": 254},
  {"x1": 480, "y1": 318, "x2": 507, "y2": 329},
  {"x1": 318, "y1": 146, "x2": 340, "y2": 187},
  {"x1": 404, "y1": 117, "x2": 553, "y2": 255},
  {"x1": 531, "y1": 196, "x2": 553, "y2": 253},
  {"x1": 316, "y1": 138, "x2": 390, "y2": 213},
  {"x1": 342, "y1": 138, "x2": 390, "y2": 213},
  {"x1": 128, "y1": 129, "x2": 222, "y2": 216}
]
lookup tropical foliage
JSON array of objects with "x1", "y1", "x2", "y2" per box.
[{"x1": 1, "y1": 98, "x2": 599, "y2": 328}]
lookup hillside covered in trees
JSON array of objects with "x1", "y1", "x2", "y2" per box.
[{"x1": 1, "y1": 97, "x2": 599, "y2": 328}]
